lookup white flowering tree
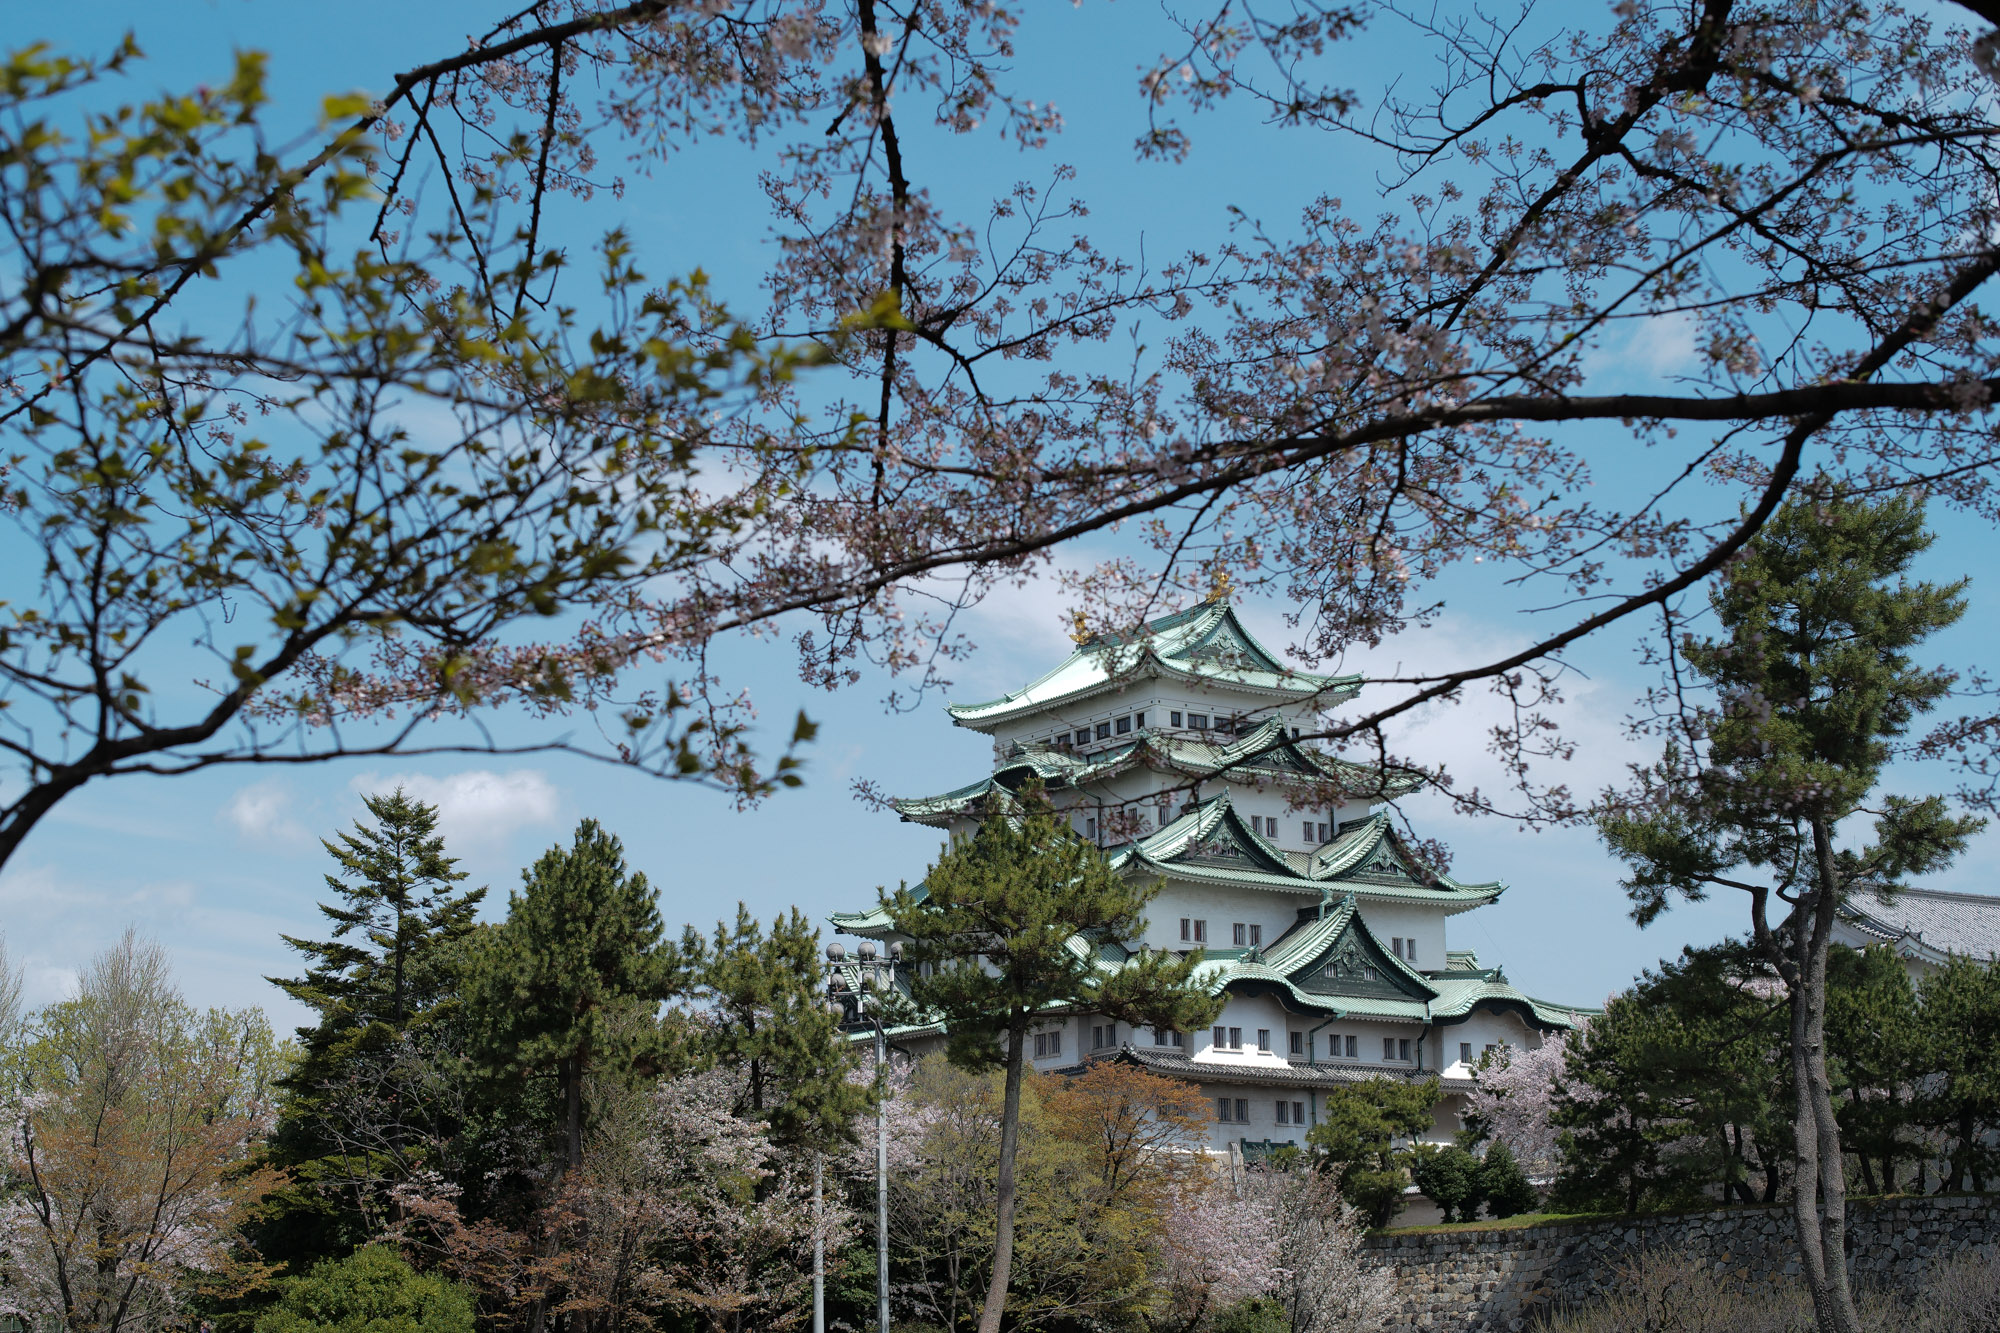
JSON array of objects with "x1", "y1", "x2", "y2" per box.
[
  {"x1": 1464, "y1": 1032, "x2": 1581, "y2": 1183},
  {"x1": 1247, "y1": 1167, "x2": 1387, "y2": 1333}
]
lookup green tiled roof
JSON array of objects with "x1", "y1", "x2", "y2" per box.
[
  {"x1": 892, "y1": 717, "x2": 1422, "y2": 823},
  {"x1": 946, "y1": 600, "x2": 1360, "y2": 729},
  {"x1": 1108, "y1": 796, "x2": 1505, "y2": 910}
]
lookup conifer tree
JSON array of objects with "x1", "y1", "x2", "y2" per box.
[
  {"x1": 465, "y1": 818, "x2": 676, "y2": 1172},
  {"x1": 1304, "y1": 1077, "x2": 1440, "y2": 1227},
  {"x1": 673, "y1": 904, "x2": 872, "y2": 1153},
  {"x1": 1915, "y1": 954, "x2": 2000, "y2": 1192},
  {"x1": 1824, "y1": 945, "x2": 1926, "y2": 1195},
  {"x1": 265, "y1": 789, "x2": 486, "y2": 1257},
  {"x1": 881, "y1": 792, "x2": 1221, "y2": 1333},
  {"x1": 1599, "y1": 490, "x2": 1979, "y2": 1333},
  {"x1": 274, "y1": 789, "x2": 486, "y2": 1034},
  {"x1": 1552, "y1": 943, "x2": 1791, "y2": 1213}
]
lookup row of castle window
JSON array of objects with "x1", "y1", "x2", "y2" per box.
[
  {"x1": 1035, "y1": 1023, "x2": 1415, "y2": 1063},
  {"x1": 1217, "y1": 1099, "x2": 1311, "y2": 1126},
  {"x1": 1177, "y1": 918, "x2": 1265, "y2": 948},
  {"x1": 1459, "y1": 1041, "x2": 1500, "y2": 1064},
  {"x1": 1052, "y1": 711, "x2": 1312, "y2": 748}
]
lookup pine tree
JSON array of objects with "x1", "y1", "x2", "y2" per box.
[
  {"x1": 1599, "y1": 489, "x2": 1980, "y2": 1333},
  {"x1": 274, "y1": 789, "x2": 486, "y2": 1034},
  {"x1": 1304, "y1": 1077, "x2": 1439, "y2": 1227},
  {"x1": 673, "y1": 904, "x2": 872, "y2": 1153},
  {"x1": 265, "y1": 789, "x2": 486, "y2": 1259},
  {"x1": 1824, "y1": 945, "x2": 1925, "y2": 1194},
  {"x1": 1552, "y1": 943, "x2": 1791, "y2": 1214},
  {"x1": 881, "y1": 790, "x2": 1221, "y2": 1333},
  {"x1": 1915, "y1": 954, "x2": 2000, "y2": 1191},
  {"x1": 465, "y1": 818, "x2": 676, "y2": 1173}
]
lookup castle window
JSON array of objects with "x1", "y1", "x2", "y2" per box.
[
  {"x1": 1074, "y1": 730, "x2": 1090, "y2": 746},
  {"x1": 1392, "y1": 937, "x2": 1403, "y2": 959},
  {"x1": 1188, "y1": 713, "x2": 1209, "y2": 729},
  {"x1": 1318, "y1": 821, "x2": 1330, "y2": 841},
  {"x1": 1135, "y1": 712, "x2": 1146, "y2": 728},
  {"x1": 1095, "y1": 722, "x2": 1110, "y2": 740},
  {"x1": 1212, "y1": 1025, "x2": 1227, "y2": 1049},
  {"x1": 1170, "y1": 711, "x2": 1183, "y2": 726},
  {"x1": 1249, "y1": 924, "x2": 1262, "y2": 947},
  {"x1": 1233, "y1": 923, "x2": 1247, "y2": 947},
  {"x1": 1034, "y1": 1031, "x2": 1063, "y2": 1058},
  {"x1": 1344, "y1": 1034, "x2": 1358, "y2": 1058},
  {"x1": 1193, "y1": 920, "x2": 1207, "y2": 943},
  {"x1": 1406, "y1": 939, "x2": 1417, "y2": 965},
  {"x1": 1303, "y1": 820, "x2": 1316, "y2": 842},
  {"x1": 1180, "y1": 918, "x2": 1191, "y2": 942},
  {"x1": 1236, "y1": 1098, "x2": 1249, "y2": 1121},
  {"x1": 1460, "y1": 1042, "x2": 1473, "y2": 1065},
  {"x1": 1383, "y1": 1038, "x2": 1395, "y2": 1062},
  {"x1": 1116, "y1": 715, "x2": 1131, "y2": 734},
  {"x1": 1086, "y1": 817, "x2": 1097, "y2": 839},
  {"x1": 1289, "y1": 1031, "x2": 1303, "y2": 1056},
  {"x1": 1229, "y1": 1026, "x2": 1243, "y2": 1049},
  {"x1": 1216, "y1": 1098, "x2": 1232, "y2": 1122},
  {"x1": 1256, "y1": 1029, "x2": 1271, "y2": 1052},
  {"x1": 1292, "y1": 727, "x2": 1301, "y2": 739}
]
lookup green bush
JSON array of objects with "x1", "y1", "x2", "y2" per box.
[
  {"x1": 254, "y1": 1246, "x2": 475, "y2": 1333},
  {"x1": 1409, "y1": 1143, "x2": 1483, "y2": 1223},
  {"x1": 1208, "y1": 1296, "x2": 1289, "y2": 1333},
  {"x1": 1477, "y1": 1142, "x2": 1538, "y2": 1219}
]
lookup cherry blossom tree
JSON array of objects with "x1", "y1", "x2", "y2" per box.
[
  {"x1": 1247, "y1": 1166, "x2": 1388, "y2": 1333},
  {"x1": 15, "y1": 0, "x2": 2000, "y2": 866},
  {"x1": 1146, "y1": 1179, "x2": 1282, "y2": 1333},
  {"x1": 1464, "y1": 1030, "x2": 1579, "y2": 1182}
]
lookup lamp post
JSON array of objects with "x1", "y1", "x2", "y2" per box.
[{"x1": 825, "y1": 938, "x2": 900, "y2": 1333}]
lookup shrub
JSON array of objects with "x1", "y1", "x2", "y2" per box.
[
  {"x1": 1208, "y1": 1296, "x2": 1289, "y2": 1333},
  {"x1": 1408, "y1": 1144, "x2": 1483, "y2": 1223},
  {"x1": 1477, "y1": 1142, "x2": 1538, "y2": 1219},
  {"x1": 1910, "y1": 1246, "x2": 2000, "y2": 1333},
  {"x1": 254, "y1": 1246, "x2": 475, "y2": 1333}
]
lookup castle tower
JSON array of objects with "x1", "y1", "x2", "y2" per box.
[{"x1": 829, "y1": 598, "x2": 1592, "y2": 1157}]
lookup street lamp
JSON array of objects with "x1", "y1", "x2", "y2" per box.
[{"x1": 823, "y1": 938, "x2": 901, "y2": 1333}]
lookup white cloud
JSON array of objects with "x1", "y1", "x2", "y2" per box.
[
  {"x1": 222, "y1": 780, "x2": 306, "y2": 842},
  {"x1": 1581, "y1": 310, "x2": 1700, "y2": 386},
  {"x1": 346, "y1": 768, "x2": 561, "y2": 845}
]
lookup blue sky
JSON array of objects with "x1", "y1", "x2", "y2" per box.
[{"x1": 8, "y1": 1, "x2": 1996, "y2": 1028}]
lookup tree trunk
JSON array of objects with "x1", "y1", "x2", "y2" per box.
[
  {"x1": 564, "y1": 1053, "x2": 584, "y2": 1173},
  {"x1": 975, "y1": 1012, "x2": 1028, "y2": 1333},
  {"x1": 1790, "y1": 824, "x2": 1865, "y2": 1333}
]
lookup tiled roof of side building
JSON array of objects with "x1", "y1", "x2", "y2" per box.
[
  {"x1": 945, "y1": 599, "x2": 1361, "y2": 729},
  {"x1": 1839, "y1": 885, "x2": 2000, "y2": 963}
]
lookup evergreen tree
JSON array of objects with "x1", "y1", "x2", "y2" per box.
[
  {"x1": 1303, "y1": 1077, "x2": 1438, "y2": 1228},
  {"x1": 881, "y1": 790, "x2": 1221, "y2": 1333},
  {"x1": 1599, "y1": 490, "x2": 1979, "y2": 1333},
  {"x1": 465, "y1": 818, "x2": 677, "y2": 1172},
  {"x1": 673, "y1": 903, "x2": 872, "y2": 1152},
  {"x1": 1915, "y1": 953, "x2": 2000, "y2": 1192},
  {"x1": 1552, "y1": 943, "x2": 1791, "y2": 1214},
  {"x1": 1476, "y1": 1142, "x2": 1538, "y2": 1219},
  {"x1": 264, "y1": 790, "x2": 486, "y2": 1261},
  {"x1": 1408, "y1": 1143, "x2": 1482, "y2": 1223},
  {"x1": 1824, "y1": 945, "x2": 1925, "y2": 1195}
]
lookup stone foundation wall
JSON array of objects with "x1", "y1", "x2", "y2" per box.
[{"x1": 1359, "y1": 1194, "x2": 1998, "y2": 1331}]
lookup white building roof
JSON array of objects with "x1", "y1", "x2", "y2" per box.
[{"x1": 1839, "y1": 885, "x2": 2000, "y2": 964}]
